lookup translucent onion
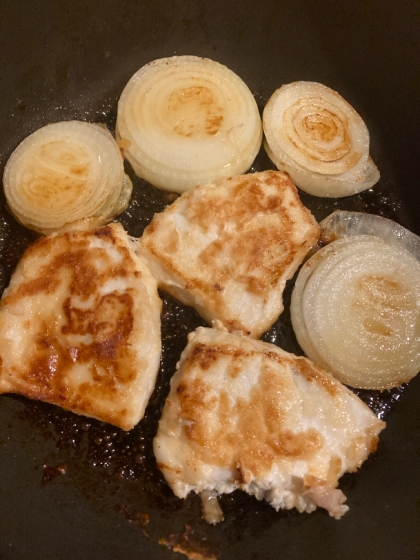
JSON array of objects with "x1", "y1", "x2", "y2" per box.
[
  {"x1": 320, "y1": 210, "x2": 420, "y2": 260},
  {"x1": 291, "y1": 213, "x2": 420, "y2": 389},
  {"x1": 116, "y1": 56, "x2": 262, "y2": 193},
  {"x1": 3, "y1": 121, "x2": 132, "y2": 235},
  {"x1": 263, "y1": 82, "x2": 380, "y2": 198},
  {"x1": 200, "y1": 490, "x2": 224, "y2": 525}
]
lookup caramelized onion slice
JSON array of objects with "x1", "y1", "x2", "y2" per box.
[
  {"x1": 291, "y1": 232, "x2": 420, "y2": 390},
  {"x1": 116, "y1": 56, "x2": 262, "y2": 193},
  {"x1": 3, "y1": 121, "x2": 132, "y2": 235},
  {"x1": 263, "y1": 82, "x2": 380, "y2": 197}
]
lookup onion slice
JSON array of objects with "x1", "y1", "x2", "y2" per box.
[
  {"x1": 263, "y1": 82, "x2": 380, "y2": 197},
  {"x1": 319, "y1": 210, "x2": 420, "y2": 259},
  {"x1": 3, "y1": 121, "x2": 132, "y2": 235},
  {"x1": 291, "y1": 215, "x2": 420, "y2": 390},
  {"x1": 116, "y1": 56, "x2": 262, "y2": 193}
]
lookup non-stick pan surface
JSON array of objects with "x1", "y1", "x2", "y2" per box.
[{"x1": 0, "y1": 1, "x2": 419, "y2": 558}]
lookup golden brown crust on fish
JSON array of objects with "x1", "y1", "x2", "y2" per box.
[
  {"x1": 139, "y1": 171, "x2": 320, "y2": 338},
  {"x1": 0, "y1": 223, "x2": 161, "y2": 430},
  {"x1": 154, "y1": 326, "x2": 385, "y2": 519}
]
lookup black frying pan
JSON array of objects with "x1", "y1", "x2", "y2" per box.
[{"x1": 1, "y1": 1, "x2": 419, "y2": 558}]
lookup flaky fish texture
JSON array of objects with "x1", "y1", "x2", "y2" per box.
[
  {"x1": 0, "y1": 222, "x2": 162, "y2": 430},
  {"x1": 154, "y1": 325, "x2": 385, "y2": 520},
  {"x1": 138, "y1": 170, "x2": 320, "y2": 338}
]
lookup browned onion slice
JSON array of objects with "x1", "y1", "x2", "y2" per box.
[
  {"x1": 291, "y1": 225, "x2": 420, "y2": 390},
  {"x1": 3, "y1": 121, "x2": 132, "y2": 235},
  {"x1": 116, "y1": 56, "x2": 262, "y2": 193},
  {"x1": 263, "y1": 82, "x2": 380, "y2": 197}
]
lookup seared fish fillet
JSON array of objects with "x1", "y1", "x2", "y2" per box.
[
  {"x1": 154, "y1": 325, "x2": 385, "y2": 520},
  {"x1": 0, "y1": 223, "x2": 161, "y2": 430},
  {"x1": 139, "y1": 171, "x2": 319, "y2": 338}
]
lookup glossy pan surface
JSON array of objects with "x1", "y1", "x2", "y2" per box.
[{"x1": 0, "y1": 1, "x2": 419, "y2": 558}]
